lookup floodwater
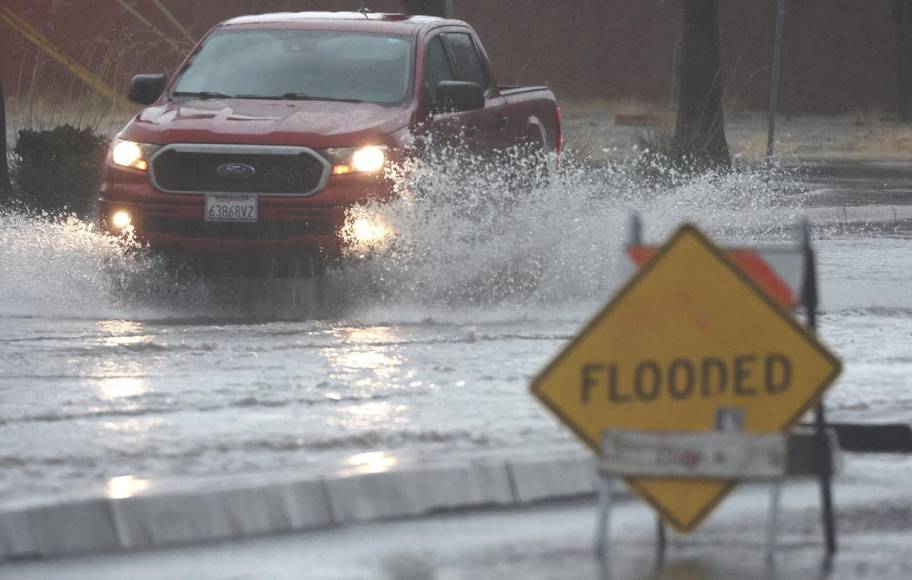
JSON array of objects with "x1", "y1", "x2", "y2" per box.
[{"x1": 1, "y1": 158, "x2": 910, "y2": 500}]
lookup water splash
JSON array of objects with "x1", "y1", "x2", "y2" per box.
[
  {"x1": 337, "y1": 149, "x2": 806, "y2": 308},
  {"x1": 0, "y1": 207, "x2": 243, "y2": 320},
  {"x1": 0, "y1": 208, "x2": 151, "y2": 318},
  {"x1": 0, "y1": 155, "x2": 805, "y2": 320}
]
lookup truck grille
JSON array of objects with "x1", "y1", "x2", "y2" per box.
[{"x1": 151, "y1": 145, "x2": 329, "y2": 196}]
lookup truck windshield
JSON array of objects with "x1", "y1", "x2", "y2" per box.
[{"x1": 172, "y1": 29, "x2": 415, "y2": 105}]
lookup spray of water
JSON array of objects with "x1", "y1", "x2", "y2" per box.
[
  {"x1": 0, "y1": 207, "x2": 148, "y2": 318},
  {"x1": 336, "y1": 148, "x2": 805, "y2": 309},
  {"x1": 0, "y1": 205, "x2": 243, "y2": 319},
  {"x1": 0, "y1": 152, "x2": 805, "y2": 320}
]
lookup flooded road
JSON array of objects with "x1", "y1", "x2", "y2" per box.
[{"x1": 1, "y1": 163, "x2": 910, "y2": 500}]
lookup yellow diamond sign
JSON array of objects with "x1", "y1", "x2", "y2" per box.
[{"x1": 531, "y1": 224, "x2": 841, "y2": 532}]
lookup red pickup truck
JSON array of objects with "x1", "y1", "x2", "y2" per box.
[{"x1": 101, "y1": 11, "x2": 560, "y2": 273}]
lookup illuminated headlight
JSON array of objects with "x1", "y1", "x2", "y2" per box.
[
  {"x1": 110, "y1": 210, "x2": 132, "y2": 231},
  {"x1": 110, "y1": 139, "x2": 160, "y2": 171},
  {"x1": 325, "y1": 146, "x2": 387, "y2": 175},
  {"x1": 352, "y1": 147, "x2": 386, "y2": 172}
]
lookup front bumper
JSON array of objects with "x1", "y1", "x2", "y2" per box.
[{"x1": 100, "y1": 171, "x2": 393, "y2": 259}]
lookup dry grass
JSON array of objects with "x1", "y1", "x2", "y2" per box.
[
  {"x1": 4, "y1": 31, "x2": 146, "y2": 144},
  {"x1": 560, "y1": 98, "x2": 671, "y2": 118},
  {"x1": 5, "y1": 95, "x2": 138, "y2": 142},
  {"x1": 559, "y1": 99, "x2": 673, "y2": 161},
  {"x1": 558, "y1": 99, "x2": 912, "y2": 164}
]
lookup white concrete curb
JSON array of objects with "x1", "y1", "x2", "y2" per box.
[{"x1": 0, "y1": 447, "x2": 597, "y2": 561}]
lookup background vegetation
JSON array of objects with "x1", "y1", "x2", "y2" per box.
[{"x1": 11, "y1": 125, "x2": 109, "y2": 217}]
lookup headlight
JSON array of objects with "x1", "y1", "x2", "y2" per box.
[
  {"x1": 324, "y1": 146, "x2": 387, "y2": 175},
  {"x1": 110, "y1": 139, "x2": 160, "y2": 171},
  {"x1": 352, "y1": 147, "x2": 386, "y2": 172}
]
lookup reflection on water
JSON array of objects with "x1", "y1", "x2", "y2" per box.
[
  {"x1": 337, "y1": 350, "x2": 400, "y2": 371},
  {"x1": 320, "y1": 327, "x2": 411, "y2": 431},
  {"x1": 106, "y1": 475, "x2": 150, "y2": 499},
  {"x1": 96, "y1": 320, "x2": 144, "y2": 336},
  {"x1": 103, "y1": 417, "x2": 163, "y2": 432},
  {"x1": 334, "y1": 400, "x2": 408, "y2": 430},
  {"x1": 98, "y1": 320, "x2": 157, "y2": 349},
  {"x1": 322, "y1": 326, "x2": 406, "y2": 388},
  {"x1": 343, "y1": 451, "x2": 400, "y2": 474},
  {"x1": 98, "y1": 376, "x2": 148, "y2": 400},
  {"x1": 90, "y1": 324, "x2": 152, "y2": 400}
]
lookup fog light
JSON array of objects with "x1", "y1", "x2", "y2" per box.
[
  {"x1": 352, "y1": 216, "x2": 389, "y2": 244},
  {"x1": 111, "y1": 210, "x2": 132, "y2": 231}
]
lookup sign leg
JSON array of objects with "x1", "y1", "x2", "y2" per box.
[
  {"x1": 595, "y1": 476, "x2": 614, "y2": 557},
  {"x1": 801, "y1": 221, "x2": 838, "y2": 557},
  {"x1": 628, "y1": 212, "x2": 643, "y2": 246},
  {"x1": 766, "y1": 482, "x2": 783, "y2": 562},
  {"x1": 656, "y1": 516, "x2": 667, "y2": 564},
  {"x1": 815, "y1": 404, "x2": 838, "y2": 556}
]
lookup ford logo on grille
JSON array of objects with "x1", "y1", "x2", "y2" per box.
[{"x1": 216, "y1": 162, "x2": 256, "y2": 179}]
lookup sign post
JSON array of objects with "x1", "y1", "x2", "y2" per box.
[
  {"x1": 800, "y1": 220, "x2": 837, "y2": 556},
  {"x1": 767, "y1": 0, "x2": 787, "y2": 163},
  {"x1": 531, "y1": 222, "x2": 841, "y2": 542}
]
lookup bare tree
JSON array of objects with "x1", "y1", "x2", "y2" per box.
[
  {"x1": 673, "y1": 0, "x2": 730, "y2": 169},
  {"x1": 0, "y1": 70, "x2": 10, "y2": 196}
]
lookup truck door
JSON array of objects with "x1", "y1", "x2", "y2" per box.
[{"x1": 424, "y1": 32, "x2": 508, "y2": 155}]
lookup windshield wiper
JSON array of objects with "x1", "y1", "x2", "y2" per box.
[
  {"x1": 238, "y1": 93, "x2": 365, "y2": 103},
  {"x1": 172, "y1": 91, "x2": 234, "y2": 100},
  {"x1": 282, "y1": 93, "x2": 366, "y2": 103}
]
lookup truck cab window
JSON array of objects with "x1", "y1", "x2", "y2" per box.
[
  {"x1": 442, "y1": 33, "x2": 490, "y2": 94},
  {"x1": 424, "y1": 36, "x2": 455, "y2": 102}
]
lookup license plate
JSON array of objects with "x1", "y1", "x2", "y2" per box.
[{"x1": 205, "y1": 194, "x2": 258, "y2": 223}]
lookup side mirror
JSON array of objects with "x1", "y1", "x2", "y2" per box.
[
  {"x1": 128, "y1": 74, "x2": 167, "y2": 105},
  {"x1": 433, "y1": 81, "x2": 485, "y2": 114}
]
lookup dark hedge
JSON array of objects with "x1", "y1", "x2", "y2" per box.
[{"x1": 13, "y1": 125, "x2": 109, "y2": 216}]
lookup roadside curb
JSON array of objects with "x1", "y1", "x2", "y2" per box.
[{"x1": 0, "y1": 447, "x2": 597, "y2": 561}]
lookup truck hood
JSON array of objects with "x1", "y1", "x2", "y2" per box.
[{"x1": 122, "y1": 98, "x2": 413, "y2": 148}]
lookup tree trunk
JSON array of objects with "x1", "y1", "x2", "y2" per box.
[
  {"x1": 0, "y1": 71, "x2": 10, "y2": 196},
  {"x1": 400, "y1": 0, "x2": 451, "y2": 18},
  {"x1": 896, "y1": 0, "x2": 912, "y2": 121},
  {"x1": 673, "y1": 0, "x2": 730, "y2": 169}
]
